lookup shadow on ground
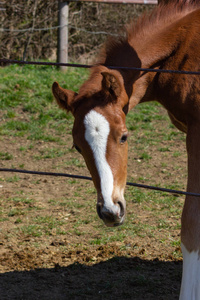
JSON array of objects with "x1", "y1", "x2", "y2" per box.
[{"x1": 0, "y1": 256, "x2": 182, "y2": 300}]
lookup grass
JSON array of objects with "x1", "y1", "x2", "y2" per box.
[
  {"x1": 0, "y1": 64, "x2": 186, "y2": 264},
  {"x1": 33, "y1": 148, "x2": 69, "y2": 160},
  {"x1": 0, "y1": 152, "x2": 13, "y2": 160},
  {"x1": 0, "y1": 63, "x2": 89, "y2": 140}
]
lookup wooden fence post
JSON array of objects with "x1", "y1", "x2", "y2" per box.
[{"x1": 58, "y1": 1, "x2": 69, "y2": 72}]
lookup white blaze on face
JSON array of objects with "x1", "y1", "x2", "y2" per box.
[{"x1": 84, "y1": 110, "x2": 119, "y2": 215}]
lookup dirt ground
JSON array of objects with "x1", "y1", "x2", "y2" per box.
[{"x1": 0, "y1": 105, "x2": 187, "y2": 299}]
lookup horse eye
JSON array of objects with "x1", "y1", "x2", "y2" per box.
[
  {"x1": 120, "y1": 133, "x2": 128, "y2": 144},
  {"x1": 73, "y1": 144, "x2": 82, "y2": 154}
]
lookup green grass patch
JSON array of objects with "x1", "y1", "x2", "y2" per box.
[
  {"x1": 33, "y1": 148, "x2": 68, "y2": 160},
  {"x1": 0, "y1": 152, "x2": 13, "y2": 160},
  {"x1": 0, "y1": 64, "x2": 88, "y2": 140}
]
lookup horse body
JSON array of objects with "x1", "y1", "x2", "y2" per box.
[{"x1": 53, "y1": 2, "x2": 200, "y2": 299}]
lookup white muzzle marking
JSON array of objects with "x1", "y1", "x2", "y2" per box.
[{"x1": 84, "y1": 110, "x2": 119, "y2": 215}]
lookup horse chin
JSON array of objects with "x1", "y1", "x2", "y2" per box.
[
  {"x1": 100, "y1": 211, "x2": 126, "y2": 227},
  {"x1": 104, "y1": 219, "x2": 125, "y2": 227}
]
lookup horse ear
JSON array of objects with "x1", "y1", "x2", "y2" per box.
[
  {"x1": 52, "y1": 82, "x2": 77, "y2": 113},
  {"x1": 101, "y1": 72, "x2": 121, "y2": 99}
]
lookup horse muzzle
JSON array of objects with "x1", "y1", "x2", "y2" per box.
[{"x1": 96, "y1": 200, "x2": 126, "y2": 227}]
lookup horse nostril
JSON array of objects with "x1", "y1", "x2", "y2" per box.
[
  {"x1": 117, "y1": 201, "x2": 125, "y2": 218},
  {"x1": 96, "y1": 203, "x2": 103, "y2": 220}
]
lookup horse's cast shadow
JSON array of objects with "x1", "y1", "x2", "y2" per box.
[{"x1": 0, "y1": 256, "x2": 181, "y2": 300}]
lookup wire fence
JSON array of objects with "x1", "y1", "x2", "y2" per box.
[
  {"x1": 1, "y1": 1, "x2": 155, "y2": 61},
  {"x1": 1, "y1": 168, "x2": 200, "y2": 198},
  {"x1": 1, "y1": 58, "x2": 200, "y2": 76},
  {"x1": 1, "y1": 58, "x2": 200, "y2": 198},
  {"x1": 1, "y1": 2, "x2": 199, "y2": 199},
  {"x1": 0, "y1": 24, "x2": 119, "y2": 37}
]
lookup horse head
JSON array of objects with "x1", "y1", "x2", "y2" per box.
[{"x1": 52, "y1": 66, "x2": 129, "y2": 227}]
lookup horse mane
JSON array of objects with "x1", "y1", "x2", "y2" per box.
[
  {"x1": 127, "y1": 0, "x2": 199, "y2": 40},
  {"x1": 77, "y1": 0, "x2": 200, "y2": 103},
  {"x1": 98, "y1": 0, "x2": 200, "y2": 66}
]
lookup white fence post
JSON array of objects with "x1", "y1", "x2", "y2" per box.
[{"x1": 58, "y1": 1, "x2": 69, "y2": 71}]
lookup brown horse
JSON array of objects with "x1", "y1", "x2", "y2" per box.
[{"x1": 52, "y1": 1, "x2": 200, "y2": 299}]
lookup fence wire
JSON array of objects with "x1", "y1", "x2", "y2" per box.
[
  {"x1": 2, "y1": 59, "x2": 200, "y2": 76},
  {"x1": 1, "y1": 168, "x2": 200, "y2": 198},
  {"x1": 1, "y1": 57, "x2": 200, "y2": 198},
  {"x1": 0, "y1": 24, "x2": 119, "y2": 36}
]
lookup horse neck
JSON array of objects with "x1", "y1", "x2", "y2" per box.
[
  {"x1": 125, "y1": 31, "x2": 176, "y2": 111},
  {"x1": 126, "y1": 8, "x2": 200, "y2": 110},
  {"x1": 128, "y1": 4, "x2": 199, "y2": 68}
]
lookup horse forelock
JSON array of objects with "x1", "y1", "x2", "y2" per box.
[{"x1": 72, "y1": 67, "x2": 125, "y2": 115}]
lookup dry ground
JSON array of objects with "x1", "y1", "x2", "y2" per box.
[{"x1": 0, "y1": 102, "x2": 187, "y2": 299}]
